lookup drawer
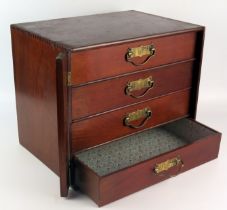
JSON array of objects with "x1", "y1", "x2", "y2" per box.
[
  {"x1": 72, "y1": 60, "x2": 194, "y2": 120},
  {"x1": 70, "y1": 32, "x2": 197, "y2": 85},
  {"x1": 71, "y1": 89, "x2": 191, "y2": 152},
  {"x1": 72, "y1": 118, "x2": 221, "y2": 206}
]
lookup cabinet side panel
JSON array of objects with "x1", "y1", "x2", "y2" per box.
[{"x1": 11, "y1": 27, "x2": 62, "y2": 174}]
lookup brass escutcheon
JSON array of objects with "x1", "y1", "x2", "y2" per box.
[
  {"x1": 126, "y1": 44, "x2": 156, "y2": 66},
  {"x1": 124, "y1": 108, "x2": 152, "y2": 129},
  {"x1": 127, "y1": 45, "x2": 155, "y2": 58},
  {"x1": 125, "y1": 76, "x2": 154, "y2": 98},
  {"x1": 154, "y1": 156, "x2": 184, "y2": 176}
]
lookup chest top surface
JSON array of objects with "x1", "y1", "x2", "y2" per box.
[{"x1": 12, "y1": 10, "x2": 202, "y2": 50}]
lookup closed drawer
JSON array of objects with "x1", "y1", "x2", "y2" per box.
[
  {"x1": 71, "y1": 32, "x2": 197, "y2": 85},
  {"x1": 71, "y1": 89, "x2": 190, "y2": 152},
  {"x1": 72, "y1": 60, "x2": 194, "y2": 120},
  {"x1": 72, "y1": 118, "x2": 221, "y2": 206}
]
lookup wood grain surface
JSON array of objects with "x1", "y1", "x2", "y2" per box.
[
  {"x1": 73, "y1": 120, "x2": 221, "y2": 206},
  {"x1": 71, "y1": 32, "x2": 198, "y2": 85},
  {"x1": 72, "y1": 60, "x2": 194, "y2": 120},
  {"x1": 11, "y1": 27, "x2": 62, "y2": 174},
  {"x1": 71, "y1": 89, "x2": 191, "y2": 152}
]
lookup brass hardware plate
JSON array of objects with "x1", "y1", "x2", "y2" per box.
[
  {"x1": 154, "y1": 156, "x2": 183, "y2": 174},
  {"x1": 127, "y1": 45, "x2": 155, "y2": 59},
  {"x1": 67, "y1": 72, "x2": 71, "y2": 86},
  {"x1": 126, "y1": 108, "x2": 151, "y2": 122},
  {"x1": 126, "y1": 77, "x2": 154, "y2": 94}
]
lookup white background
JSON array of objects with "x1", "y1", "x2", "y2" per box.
[{"x1": 0, "y1": 0, "x2": 227, "y2": 210}]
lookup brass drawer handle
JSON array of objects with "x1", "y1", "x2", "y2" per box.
[
  {"x1": 154, "y1": 156, "x2": 184, "y2": 177},
  {"x1": 125, "y1": 76, "x2": 154, "y2": 98},
  {"x1": 124, "y1": 108, "x2": 152, "y2": 129},
  {"x1": 126, "y1": 44, "x2": 156, "y2": 66}
]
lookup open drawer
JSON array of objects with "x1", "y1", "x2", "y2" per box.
[{"x1": 72, "y1": 118, "x2": 221, "y2": 206}]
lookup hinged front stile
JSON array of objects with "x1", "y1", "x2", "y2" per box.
[{"x1": 56, "y1": 52, "x2": 70, "y2": 197}]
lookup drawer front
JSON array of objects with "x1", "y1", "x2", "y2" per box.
[
  {"x1": 72, "y1": 61, "x2": 194, "y2": 120},
  {"x1": 73, "y1": 119, "x2": 221, "y2": 206},
  {"x1": 99, "y1": 131, "x2": 220, "y2": 206},
  {"x1": 71, "y1": 89, "x2": 191, "y2": 152},
  {"x1": 71, "y1": 32, "x2": 197, "y2": 85}
]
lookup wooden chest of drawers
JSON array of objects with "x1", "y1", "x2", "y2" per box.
[{"x1": 11, "y1": 10, "x2": 221, "y2": 206}]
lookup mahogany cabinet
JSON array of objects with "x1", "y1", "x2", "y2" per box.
[{"x1": 11, "y1": 10, "x2": 221, "y2": 206}]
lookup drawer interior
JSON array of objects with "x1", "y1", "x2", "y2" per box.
[{"x1": 74, "y1": 118, "x2": 217, "y2": 177}]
